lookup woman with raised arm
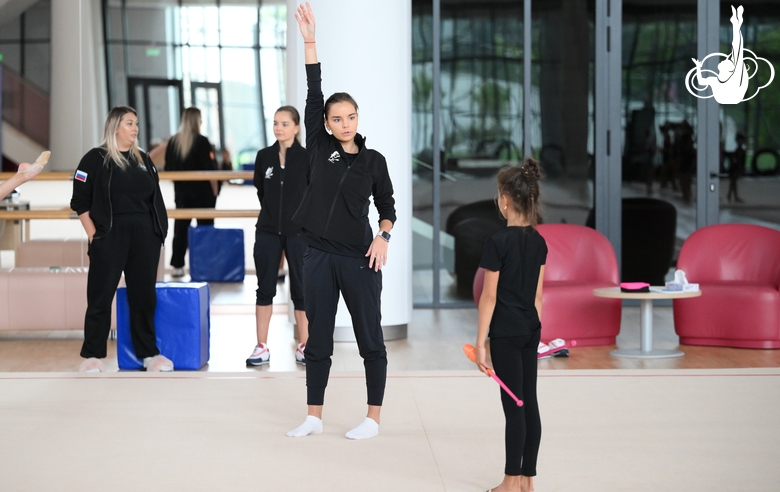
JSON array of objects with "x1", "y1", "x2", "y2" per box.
[{"x1": 286, "y1": 2, "x2": 396, "y2": 440}]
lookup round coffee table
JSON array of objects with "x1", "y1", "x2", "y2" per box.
[{"x1": 593, "y1": 287, "x2": 702, "y2": 359}]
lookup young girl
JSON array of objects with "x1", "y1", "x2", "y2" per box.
[
  {"x1": 287, "y1": 2, "x2": 396, "y2": 440},
  {"x1": 475, "y1": 160, "x2": 546, "y2": 492}
]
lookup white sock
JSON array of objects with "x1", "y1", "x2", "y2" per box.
[
  {"x1": 345, "y1": 417, "x2": 379, "y2": 440},
  {"x1": 286, "y1": 415, "x2": 322, "y2": 437}
]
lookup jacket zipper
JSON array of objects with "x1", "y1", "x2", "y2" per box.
[
  {"x1": 278, "y1": 164, "x2": 285, "y2": 235},
  {"x1": 323, "y1": 162, "x2": 350, "y2": 237}
]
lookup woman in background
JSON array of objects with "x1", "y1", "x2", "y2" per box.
[
  {"x1": 246, "y1": 106, "x2": 310, "y2": 367},
  {"x1": 165, "y1": 107, "x2": 219, "y2": 277}
]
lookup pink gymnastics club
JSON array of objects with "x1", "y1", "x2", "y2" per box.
[{"x1": 463, "y1": 344, "x2": 523, "y2": 407}]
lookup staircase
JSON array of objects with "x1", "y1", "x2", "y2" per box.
[{"x1": 1, "y1": 63, "x2": 48, "y2": 170}]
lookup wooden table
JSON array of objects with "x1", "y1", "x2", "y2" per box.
[{"x1": 593, "y1": 287, "x2": 702, "y2": 359}]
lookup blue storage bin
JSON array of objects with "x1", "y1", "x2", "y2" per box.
[
  {"x1": 188, "y1": 226, "x2": 245, "y2": 282},
  {"x1": 117, "y1": 282, "x2": 210, "y2": 370}
]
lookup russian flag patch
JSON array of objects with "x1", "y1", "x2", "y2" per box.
[{"x1": 75, "y1": 170, "x2": 88, "y2": 182}]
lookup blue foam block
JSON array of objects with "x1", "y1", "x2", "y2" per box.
[
  {"x1": 117, "y1": 282, "x2": 210, "y2": 370},
  {"x1": 188, "y1": 226, "x2": 245, "y2": 282}
]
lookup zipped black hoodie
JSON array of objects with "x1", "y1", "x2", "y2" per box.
[
  {"x1": 70, "y1": 147, "x2": 169, "y2": 240},
  {"x1": 292, "y1": 63, "x2": 397, "y2": 247},
  {"x1": 253, "y1": 140, "x2": 309, "y2": 236}
]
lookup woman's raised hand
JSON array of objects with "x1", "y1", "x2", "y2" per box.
[{"x1": 295, "y1": 3, "x2": 316, "y2": 42}]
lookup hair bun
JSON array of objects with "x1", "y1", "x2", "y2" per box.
[{"x1": 520, "y1": 158, "x2": 543, "y2": 182}]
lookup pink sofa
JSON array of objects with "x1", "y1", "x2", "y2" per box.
[
  {"x1": 673, "y1": 224, "x2": 780, "y2": 349},
  {"x1": 473, "y1": 224, "x2": 621, "y2": 346}
]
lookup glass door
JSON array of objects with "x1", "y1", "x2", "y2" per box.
[
  {"x1": 128, "y1": 77, "x2": 184, "y2": 151},
  {"x1": 191, "y1": 81, "x2": 225, "y2": 152}
]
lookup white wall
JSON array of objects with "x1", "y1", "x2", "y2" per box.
[
  {"x1": 286, "y1": 0, "x2": 413, "y2": 334},
  {"x1": 49, "y1": 0, "x2": 107, "y2": 171}
]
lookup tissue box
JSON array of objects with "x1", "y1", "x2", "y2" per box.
[
  {"x1": 116, "y1": 282, "x2": 210, "y2": 370},
  {"x1": 664, "y1": 282, "x2": 700, "y2": 292}
]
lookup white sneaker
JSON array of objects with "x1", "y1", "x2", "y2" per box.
[
  {"x1": 172, "y1": 268, "x2": 184, "y2": 278},
  {"x1": 538, "y1": 341, "x2": 552, "y2": 359},
  {"x1": 246, "y1": 343, "x2": 270, "y2": 366},
  {"x1": 548, "y1": 338, "x2": 569, "y2": 357},
  {"x1": 295, "y1": 343, "x2": 306, "y2": 365},
  {"x1": 143, "y1": 355, "x2": 174, "y2": 372},
  {"x1": 79, "y1": 358, "x2": 106, "y2": 373}
]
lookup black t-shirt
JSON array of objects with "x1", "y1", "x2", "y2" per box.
[
  {"x1": 111, "y1": 152, "x2": 156, "y2": 215},
  {"x1": 302, "y1": 150, "x2": 371, "y2": 258},
  {"x1": 479, "y1": 226, "x2": 548, "y2": 338}
]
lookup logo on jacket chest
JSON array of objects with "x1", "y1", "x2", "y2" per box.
[
  {"x1": 265, "y1": 167, "x2": 274, "y2": 179},
  {"x1": 328, "y1": 151, "x2": 340, "y2": 163}
]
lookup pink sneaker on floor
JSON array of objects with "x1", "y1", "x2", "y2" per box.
[{"x1": 295, "y1": 343, "x2": 306, "y2": 365}]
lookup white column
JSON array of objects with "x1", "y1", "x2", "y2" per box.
[
  {"x1": 49, "y1": 0, "x2": 107, "y2": 171},
  {"x1": 286, "y1": 0, "x2": 412, "y2": 339}
]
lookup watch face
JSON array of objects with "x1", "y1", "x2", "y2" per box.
[{"x1": 381, "y1": 231, "x2": 391, "y2": 241}]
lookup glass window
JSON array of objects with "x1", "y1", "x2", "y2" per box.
[
  {"x1": 0, "y1": 18, "x2": 21, "y2": 41},
  {"x1": 621, "y1": 0, "x2": 698, "y2": 284},
  {"x1": 127, "y1": 44, "x2": 171, "y2": 78},
  {"x1": 126, "y1": 6, "x2": 169, "y2": 44},
  {"x1": 219, "y1": 6, "x2": 257, "y2": 48},
  {"x1": 181, "y1": 5, "x2": 220, "y2": 47},
  {"x1": 718, "y1": 1, "x2": 780, "y2": 228},
  {"x1": 23, "y1": 0, "x2": 51, "y2": 40},
  {"x1": 412, "y1": 0, "x2": 525, "y2": 304},
  {"x1": 0, "y1": 44, "x2": 21, "y2": 73},
  {"x1": 23, "y1": 43, "x2": 50, "y2": 92}
]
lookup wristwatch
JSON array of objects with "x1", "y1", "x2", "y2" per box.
[{"x1": 377, "y1": 231, "x2": 391, "y2": 242}]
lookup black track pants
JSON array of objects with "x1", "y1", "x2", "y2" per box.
[
  {"x1": 81, "y1": 213, "x2": 162, "y2": 360},
  {"x1": 171, "y1": 192, "x2": 215, "y2": 268},
  {"x1": 253, "y1": 231, "x2": 305, "y2": 310},
  {"x1": 490, "y1": 330, "x2": 542, "y2": 477},
  {"x1": 303, "y1": 247, "x2": 386, "y2": 406}
]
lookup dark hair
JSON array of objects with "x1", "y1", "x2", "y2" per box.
[
  {"x1": 324, "y1": 92, "x2": 359, "y2": 117},
  {"x1": 276, "y1": 105, "x2": 301, "y2": 143},
  {"x1": 497, "y1": 157, "x2": 544, "y2": 227}
]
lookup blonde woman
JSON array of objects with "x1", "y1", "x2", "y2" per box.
[
  {"x1": 164, "y1": 107, "x2": 219, "y2": 277},
  {"x1": 70, "y1": 106, "x2": 172, "y2": 373}
]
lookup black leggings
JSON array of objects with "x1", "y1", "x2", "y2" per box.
[
  {"x1": 171, "y1": 191, "x2": 216, "y2": 268},
  {"x1": 303, "y1": 247, "x2": 386, "y2": 406},
  {"x1": 82, "y1": 213, "x2": 162, "y2": 360},
  {"x1": 253, "y1": 231, "x2": 305, "y2": 311},
  {"x1": 490, "y1": 330, "x2": 542, "y2": 477}
]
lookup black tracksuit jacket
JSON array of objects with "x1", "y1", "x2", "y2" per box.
[
  {"x1": 291, "y1": 63, "x2": 397, "y2": 247},
  {"x1": 70, "y1": 147, "x2": 168, "y2": 240},
  {"x1": 253, "y1": 140, "x2": 309, "y2": 236}
]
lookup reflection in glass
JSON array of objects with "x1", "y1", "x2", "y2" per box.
[
  {"x1": 718, "y1": 1, "x2": 780, "y2": 230},
  {"x1": 621, "y1": 1, "x2": 697, "y2": 284},
  {"x1": 531, "y1": 0, "x2": 594, "y2": 227},
  {"x1": 105, "y1": 2, "x2": 285, "y2": 171},
  {"x1": 412, "y1": 0, "x2": 524, "y2": 303}
]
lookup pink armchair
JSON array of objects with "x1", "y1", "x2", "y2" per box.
[
  {"x1": 474, "y1": 224, "x2": 621, "y2": 346},
  {"x1": 673, "y1": 224, "x2": 780, "y2": 349}
]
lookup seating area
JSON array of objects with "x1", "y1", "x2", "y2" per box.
[{"x1": 673, "y1": 224, "x2": 780, "y2": 349}]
